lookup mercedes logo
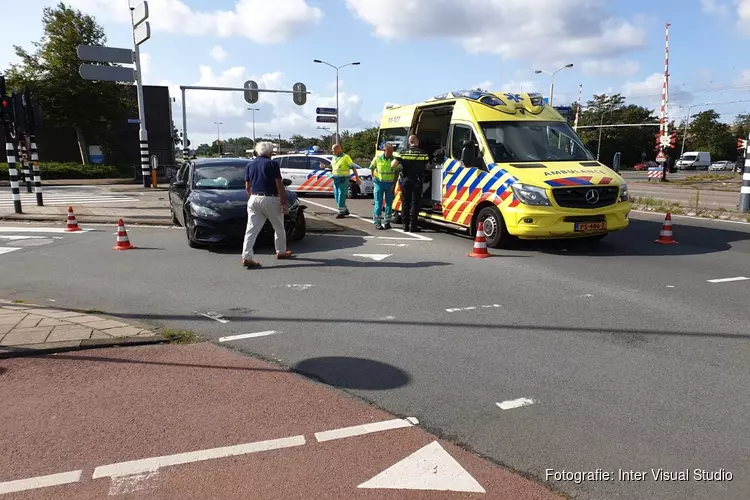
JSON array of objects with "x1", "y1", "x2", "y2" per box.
[{"x1": 585, "y1": 189, "x2": 600, "y2": 204}]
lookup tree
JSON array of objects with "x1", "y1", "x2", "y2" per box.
[
  {"x1": 686, "y1": 110, "x2": 735, "y2": 160},
  {"x1": 4, "y1": 2, "x2": 134, "y2": 164},
  {"x1": 341, "y1": 127, "x2": 378, "y2": 161},
  {"x1": 732, "y1": 113, "x2": 750, "y2": 141}
]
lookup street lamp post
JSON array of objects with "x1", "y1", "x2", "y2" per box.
[
  {"x1": 313, "y1": 59, "x2": 361, "y2": 144},
  {"x1": 214, "y1": 121, "x2": 223, "y2": 155},
  {"x1": 246, "y1": 107, "x2": 259, "y2": 145},
  {"x1": 680, "y1": 102, "x2": 712, "y2": 157},
  {"x1": 534, "y1": 63, "x2": 574, "y2": 106}
]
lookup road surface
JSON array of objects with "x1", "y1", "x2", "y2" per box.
[{"x1": 1, "y1": 197, "x2": 748, "y2": 500}]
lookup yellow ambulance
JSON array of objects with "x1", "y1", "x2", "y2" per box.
[{"x1": 377, "y1": 90, "x2": 631, "y2": 247}]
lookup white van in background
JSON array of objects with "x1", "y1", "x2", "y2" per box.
[{"x1": 676, "y1": 151, "x2": 711, "y2": 170}]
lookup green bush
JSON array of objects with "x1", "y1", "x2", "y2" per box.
[{"x1": 0, "y1": 162, "x2": 133, "y2": 180}]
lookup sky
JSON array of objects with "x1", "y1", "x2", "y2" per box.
[{"x1": 2, "y1": 0, "x2": 750, "y2": 147}]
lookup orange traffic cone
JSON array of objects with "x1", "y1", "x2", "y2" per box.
[
  {"x1": 113, "y1": 219, "x2": 135, "y2": 250},
  {"x1": 65, "y1": 206, "x2": 82, "y2": 232},
  {"x1": 468, "y1": 226, "x2": 492, "y2": 258},
  {"x1": 655, "y1": 212, "x2": 678, "y2": 244}
]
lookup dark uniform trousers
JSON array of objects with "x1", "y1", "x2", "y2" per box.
[{"x1": 396, "y1": 147, "x2": 430, "y2": 231}]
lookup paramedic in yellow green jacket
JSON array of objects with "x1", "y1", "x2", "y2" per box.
[
  {"x1": 369, "y1": 142, "x2": 398, "y2": 229},
  {"x1": 329, "y1": 144, "x2": 360, "y2": 219}
]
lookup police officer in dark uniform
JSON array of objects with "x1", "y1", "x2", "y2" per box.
[{"x1": 393, "y1": 135, "x2": 430, "y2": 232}]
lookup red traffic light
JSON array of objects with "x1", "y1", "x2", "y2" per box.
[{"x1": 0, "y1": 97, "x2": 9, "y2": 108}]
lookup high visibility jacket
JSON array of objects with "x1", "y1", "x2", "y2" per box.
[
  {"x1": 393, "y1": 147, "x2": 429, "y2": 178},
  {"x1": 331, "y1": 153, "x2": 354, "y2": 177},
  {"x1": 370, "y1": 153, "x2": 397, "y2": 182}
]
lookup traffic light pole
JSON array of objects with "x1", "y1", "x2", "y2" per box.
[
  {"x1": 740, "y1": 136, "x2": 750, "y2": 213},
  {"x1": 20, "y1": 141, "x2": 32, "y2": 193},
  {"x1": 28, "y1": 134, "x2": 43, "y2": 206},
  {"x1": 3, "y1": 125, "x2": 22, "y2": 213},
  {"x1": 131, "y1": 7, "x2": 150, "y2": 188}
]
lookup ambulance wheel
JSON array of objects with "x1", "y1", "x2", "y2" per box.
[
  {"x1": 476, "y1": 206, "x2": 509, "y2": 248},
  {"x1": 392, "y1": 211, "x2": 403, "y2": 224}
]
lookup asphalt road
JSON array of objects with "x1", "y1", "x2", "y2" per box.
[{"x1": 1, "y1": 197, "x2": 749, "y2": 500}]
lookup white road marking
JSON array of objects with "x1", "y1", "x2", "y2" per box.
[
  {"x1": 315, "y1": 418, "x2": 415, "y2": 442},
  {"x1": 406, "y1": 417, "x2": 419, "y2": 425},
  {"x1": 219, "y1": 331, "x2": 277, "y2": 342},
  {"x1": 496, "y1": 398, "x2": 535, "y2": 410},
  {"x1": 707, "y1": 276, "x2": 749, "y2": 284},
  {"x1": 357, "y1": 441, "x2": 485, "y2": 493},
  {"x1": 108, "y1": 471, "x2": 159, "y2": 496},
  {"x1": 666, "y1": 285, "x2": 675, "y2": 288},
  {"x1": 0, "y1": 193, "x2": 137, "y2": 208},
  {"x1": 92, "y1": 435, "x2": 306, "y2": 479},
  {"x1": 632, "y1": 210, "x2": 750, "y2": 226},
  {"x1": 0, "y1": 247, "x2": 21, "y2": 255},
  {"x1": 353, "y1": 253, "x2": 392, "y2": 261},
  {"x1": 0, "y1": 470, "x2": 83, "y2": 495},
  {"x1": 379, "y1": 243, "x2": 408, "y2": 247},
  {"x1": 301, "y1": 199, "x2": 432, "y2": 240},
  {"x1": 195, "y1": 311, "x2": 229, "y2": 323},
  {"x1": 0, "y1": 235, "x2": 54, "y2": 240},
  {"x1": 0, "y1": 226, "x2": 91, "y2": 233},
  {"x1": 286, "y1": 284, "x2": 315, "y2": 291},
  {"x1": 446, "y1": 304, "x2": 501, "y2": 313}
]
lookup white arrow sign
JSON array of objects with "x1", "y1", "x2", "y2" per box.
[
  {"x1": 358, "y1": 441, "x2": 485, "y2": 492},
  {"x1": 352, "y1": 254, "x2": 392, "y2": 261}
]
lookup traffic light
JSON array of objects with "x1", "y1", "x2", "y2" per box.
[
  {"x1": 0, "y1": 94, "x2": 13, "y2": 123},
  {"x1": 737, "y1": 138, "x2": 747, "y2": 150}
]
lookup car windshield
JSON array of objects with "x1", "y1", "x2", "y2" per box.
[
  {"x1": 479, "y1": 121, "x2": 595, "y2": 163},
  {"x1": 192, "y1": 163, "x2": 246, "y2": 189},
  {"x1": 682, "y1": 155, "x2": 697, "y2": 161}
]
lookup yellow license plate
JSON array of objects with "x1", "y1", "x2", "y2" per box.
[{"x1": 575, "y1": 222, "x2": 607, "y2": 232}]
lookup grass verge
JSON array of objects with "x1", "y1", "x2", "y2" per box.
[
  {"x1": 11, "y1": 299, "x2": 25, "y2": 304},
  {"x1": 0, "y1": 162, "x2": 133, "y2": 180},
  {"x1": 159, "y1": 328, "x2": 202, "y2": 344}
]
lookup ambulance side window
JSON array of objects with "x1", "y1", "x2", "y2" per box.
[{"x1": 450, "y1": 125, "x2": 475, "y2": 159}]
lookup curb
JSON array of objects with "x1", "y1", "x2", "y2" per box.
[{"x1": 0, "y1": 335, "x2": 168, "y2": 359}]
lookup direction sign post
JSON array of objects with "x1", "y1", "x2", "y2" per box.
[
  {"x1": 316, "y1": 107, "x2": 337, "y2": 115},
  {"x1": 130, "y1": 1, "x2": 151, "y2": 187},
  {"x1": 78, "y1": 65, "x2": 135, "y2": 82},
  {"x1": 316, "y1": 116, "x2": 337, "y2": 124}
]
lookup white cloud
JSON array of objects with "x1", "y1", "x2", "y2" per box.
[
  {"x1": 581, "y1": 59, "x2": 640, "y2": 77},
  {"x1": 622, "y1": 73, "x2": 694, "y2": 115},
  {"x1": 67, "y1": 0, "x2": 322, "y2": 43},
  {"x1": 167, "y1": 66, "x2": 373, "y2": 146},
  {"x1": 738, "y1": 0, "x2": 750, "y2": 27},
  {"x1": 140, "y1": 53, "x2": 152, "y2": 80},
  {"x1": 345, "y1": 0, "x2": 645, "y2": 62},
  {"x1": 702, "y1": 0, "x2": 729, "y2": 14},
  {"x1": 209, "y1": 45, "x2": 228, "y2": 62}
]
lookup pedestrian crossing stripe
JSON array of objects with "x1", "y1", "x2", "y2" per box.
[{"x1": 0, "y1": 193, "x2": 137, "y2": 207}]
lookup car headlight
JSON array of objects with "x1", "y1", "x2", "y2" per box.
[
  {"x1": 619, "y1": 184, "x2": 629, "y2": 202},
  {"x1": 190, "y1": 202, "x2": 220, "y2": 218},
  {"x1": 510, "y1": 183, "x2": 551, "y2": 206}
]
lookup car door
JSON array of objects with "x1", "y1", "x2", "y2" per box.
[
  {"x1": 311, "y1": 156, "x2": 334, "y2": 193},
  {"x1": 284, "y1": 156, "x2": 310, "y2": 191},
  {"x1": 170, "y1": 163, "x2": 190, "y2": 225}
]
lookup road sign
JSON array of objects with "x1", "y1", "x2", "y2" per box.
[
  {"x1": 316, "y1": 115, "x2": 337, "y2": 123},
  {"x1": 316, "y1": 107, "x2": 337, "y2": 115},
  {"x1": 77, "y1": 45, "x2": 133, "y2": 64},
  {"x1": 79, "y1": 64, "x2": 135, "y2": 82},
  {"x1": 128, "y1": 118, "x2": 140, "y2": 124},
  {"x1": 132, "y1": 1, "x2": 149, "y2": 27},
  {"x1": 244, "y1": 80, "x2": 258, "y2": 104},
  {"x1": 134, "y1": 22, "x2": 151, "y2": 45},
  {"x1": 293, "y1": 82, "x2": 307, "y2": 106},
  {"x1": 655, "y1": 151, "x2": 667, "y2": 163}
]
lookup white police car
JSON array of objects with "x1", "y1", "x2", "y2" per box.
[{"x1": 274, "y1": 152, "x2": 373, "y2": 198}]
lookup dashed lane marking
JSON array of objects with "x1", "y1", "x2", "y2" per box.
[
  {"x1": 219, "y1": 331, "x2": 277, "y2": 342},
  {"x1": 0, "y1": 226, "x2": 91, "y2": 233},
  {"x1": 0, "y1": 470, "x2": 83, "y2": 495},
  {"x1": 496, "y1": 398, "x2": 535, "y2": 410},
  {"x1": 707, "y1": 276, "x2": 749, "y2": 284},
  {"x1": 352, "y1": 253, "x2": 392, "y2": 261},
  {"x1": 445, "y1": 304, "x2": 501, "y2": 313},
  {"x1": 315, "y1": 418, "x2": 416, "y2": 442},
  {"x1": 92, "y1": 435, "x2": 306, "y2": 479}
]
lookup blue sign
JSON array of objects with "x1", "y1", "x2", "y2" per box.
[
  {"x1": 127, "y1": 118, "x2": 140, "y2": 124},
  {"x1": 316, "y1": 115, "x2": 337, "y2": 123},
  {"x1": 504, "y1": 93, "x2": 524, "y2": 103},
  {"x1": 554, "y1": 106, "x2": 572, "y2": 113},
  {"x1": 316, "y1": 107, "x2": 337, "y2": 115},
  {"x1": 543, "y1": 97, "x2": 550, "y2": 104}
]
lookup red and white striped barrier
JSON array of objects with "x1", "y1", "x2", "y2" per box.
[{"x1": 648, "y1": 169, "x2": 664, "y2": 180}]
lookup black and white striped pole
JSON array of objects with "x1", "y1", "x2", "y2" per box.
[
  {"x1": 28, "y1": 135, "x2": 43, "y2": 206},
  {"x1": 4, "y1": 133, "x2": 21, "y2": 214},
  {"x1": 740, "y1": 137, "x2": 750, "y2": 213},
  {"x1": 181, "y1": 87, "x2": 189, "y2": 161},
  {"x1": 130, "y1": 2, "x2": 151, "y2": 188},
  {"x1": 20, "y1": 140, "x2": 32, "y2": 193}
]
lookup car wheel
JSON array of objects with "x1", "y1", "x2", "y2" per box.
[
  {"x1": 184, "y1": 213, "x2": 200, "y2": 248},
  {"x1": 476, "y1": 205, "x2": 510, "y2": 249},
  {"x1": 290, "y1": 212, "x2": 306, "y2": 241}
]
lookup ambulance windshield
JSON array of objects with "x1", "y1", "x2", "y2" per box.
[{"x1": 480, "y1": 121, "x2": 595, "y2": 163}]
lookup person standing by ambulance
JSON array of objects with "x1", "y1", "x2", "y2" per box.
[
  {"x1": 392, "y1": 135, "x2": 430, "y2": 232},
  {"x1": 370, "y1": 142, "x2": 398, "y2": 229},
  {"x1": 329, "y1": 144, "x2": 361, "y2": 219}
]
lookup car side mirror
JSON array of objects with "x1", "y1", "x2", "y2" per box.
[
  {"x1": 172, "y1": 180, "x2": 187, "y2": 189},
  {"x1": 283, "y1": 178, "x2": 292, "y2": 187},
  {"x1": 460, "y1": 141, "x2": 477, "y2": 167},
  {"x1": 612, "y1": 152, "x2": 621, "y2": 173}
]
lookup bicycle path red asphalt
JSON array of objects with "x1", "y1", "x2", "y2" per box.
[{"x1": 0, "y1": 343, "x2": 561, "y2": 499}]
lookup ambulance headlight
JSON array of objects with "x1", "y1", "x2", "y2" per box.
[
  {"x1": 511, "y1": 183, "x2": 551, "y2": 206},
  {"x1": 619, "y1": 184, "x2": 629, "y2": 202}
]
